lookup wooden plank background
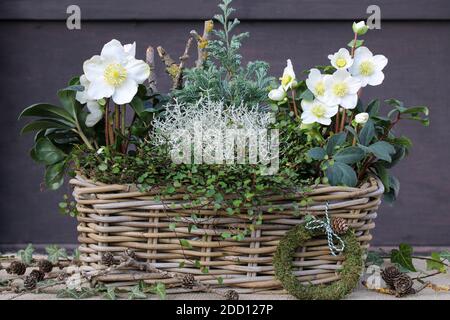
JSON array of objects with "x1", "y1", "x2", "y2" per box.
[{"x1": 0, "y1": 0, "x2": 449, "y2": 250}]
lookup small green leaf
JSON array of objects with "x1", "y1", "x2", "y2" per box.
[
  {"x1": 103, "y1": 287, "x2": 117, "y2": 300},
  {"x1": 299, "y1": 89, "x2": 314, "y2": 101},
  {"x1": 307, "y1": 147, "x2": 327, "y2": 160},
  {"x1": 217, "y1": 277, "x2": 224, "y2": 285},
  {"x1": 45, "y1": 245, "x2": 68, "y2": 264},
  {"x1": 391, "y1": 243, "x2": 416, "y2": 272},
  {"x1": 366, "y1": 99, "x2": 380, "y2": 116},
  {"x1": 440, "y1": 251, "x2": 450, "y2": 262},
  {"x1": 366, "y1": 251, "x2": 384, "y2": 266},
  {"x1": 17, "y1": 244, "x2": 34, "y2": 265},
  {"x1": 45, "y1": 161, "x2": 65, "y2": 190},
  {"x1": 427, "y1": 252, "x2": 447, "y2": 273},
  {"x1": 179, "y1": 239, "x2": 193, "y2": 249},
  {"x1": 128, "y1": 285, "x2": 147, "y2": 300},
  {"x1": 347, "y1": 39, "x2": 364, "y2": 48},
  {"x1": 152, "y1": 282, "x2": 166, "y2": 300}
]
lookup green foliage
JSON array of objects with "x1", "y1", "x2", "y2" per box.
[
  {"x1": 427, "y1": 252, "x2": 447, "y2": 273},
  {"x1": 172, "y1": 0, "x2": 274, "y2": 106},
  {"x1": 366, "y1": 251, "x2": 384, "y2": 266},
  {"x1": 390, "y1": 243, "x2": 416, "y2": 272},
  {"x1": 56, "y1": 287, "x2": 98, "y2": 299},
  {"x1": 17, "y1": 244, "x2": 34, "y2": 265},
  {"x1": 103, "y1": 287, "x2": 117, "y2": 300},
  {"x1": 45, "y1": 245, "x2": 68, "y2": 264}
]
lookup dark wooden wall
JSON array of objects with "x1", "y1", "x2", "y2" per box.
[{"x1": 0, "y1": 0, "x2": 449, "y2": 250}]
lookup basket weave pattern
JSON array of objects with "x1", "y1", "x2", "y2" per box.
[{"x1": 71, "y1": 175, "x2": 383, "y2": 293}]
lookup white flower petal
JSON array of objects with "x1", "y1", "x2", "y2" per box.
[
  {"x1": 317, "y1": 117, "x2": 332, "y2": 126},
  {"x1": 101, "y1": 39, "x2": 127, "y2": 62},
  {"x1": 268, "y1": 86, "x2": 286, "y2": 101},
  {"x1": 85, "y1": 101, "x2": 103, "y2": 127},
  {"x1": 368, "y1": 71, "x2": 385, "y2": 86},
  {"x1": 340, "y1": 94, "x2": 358, "y2": 109},
  {"x1": 325, "y1": 105, "x2": 339, "y2": 117},
  {"x1": 111, "y1": 78, "x2": 138, "y2": 104},
  {"x1": 300, "y1": 99, "x2": 313, "y2": 112},
  {"x1": 87, "y1": 79, "x2": 114, "y2": 100},
  {"x1": 354, "y1": 46, "x2": 372, "y2": 58},
  {"x1": 301, "y1": 113, "x2": 316, "y2": 124},
  {"x1": 83, "y1": 56, "x2": 105, "y2": 82},
  {"x1": 346, "y1": 76, "x2": 362, "y2": 94},
  {"x1": 125, "y1": 58, "x2": 150, "y2": 84},
  {"x1": 124, "y1": 42, "x2": 136, "y2": 58},
  {"x1": 373, "y1": 54, "x2": 388, "y2": 71}
]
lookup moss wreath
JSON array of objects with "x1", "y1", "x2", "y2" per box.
[{"x1": 273, "y1": 223, "x2": 363, "y2": 300}]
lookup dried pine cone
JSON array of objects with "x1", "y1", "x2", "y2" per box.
[
  {"x1": 30, "y1": 269, "x2": 45, "y2": 282},
  {"x1": 381, "y1": 265, "x2": 402, "y2": 289},
  {"x1": 6, "y1": 261, "x2": 26, "y2": 275},
  {"x1": 225, "y1": 290, "x2": 239, "y2": 300},
  {"x1": 24, "y1": 275, "x2": 37, "y2": 290},
  {"x1": 331, "y1": 218, "x2": 349, "y2": 235},
  {"x1": 182, "y1": 274, "x2": 196, "y2": 289},
  {"x1": 101, "y1": 252, "x2": 115, "y2": 266},
  {"x1": 38, "y1": 259, "x2": 53, "y2": 273},
  {"x1": 393, "y1": 273, "x2": 415, "y2": 297}
]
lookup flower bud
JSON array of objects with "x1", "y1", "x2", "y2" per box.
[
  {"x1": 352, "y1": 21, "x2": 369, "y2": 36},
  {"x1": 268, "y1": 86, "x2": 287, "y2": 102},
  {"x1": 355, "y1": 112, "x2": 369, "y2": 124}
]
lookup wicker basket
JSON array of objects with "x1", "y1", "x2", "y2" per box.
[{"x1": 70, "y1": 175, "x2": 384, "y2": 294}]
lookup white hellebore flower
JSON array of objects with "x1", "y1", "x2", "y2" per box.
[
  {"x1": 349, "y1": 47, "x2": 388, "y2": 88},
  {"x1": 83, "y1": 39, "x2": 150, "y2": 105},
  {"x1": 355, "y1": 112, "x2": 369, "y2": 124},
  {"x1": 280, "y1": 59, "x2": 297, "y2": 90},
  {"x1": 301, "y1": 99, "x2": 338, "y2": 126},
  {"x1": 323, "y1": 69, "x2": 362, "y2": 109},
  {"x1": 75, "y1": 75, "x2": 104, "y2": 127},
  {"x1": 328, "y1": 48, "x2": 354, "y2": 70},
  {"x1": 352, "y1": 21, "x2": 369, "y2": 36},
  {"x1": 268, "y1": 86, "x2": 287, "y2": 101},
  {"x1": 306, "y1": 68, "x2": 330, "y2": 101}
]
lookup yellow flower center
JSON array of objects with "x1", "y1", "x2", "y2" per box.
[
  {"x1": 359, "y1": 61, "x2": 374, "y2": 76},
  {"x1": 104, "y1": 63, "x2": 127, "y2": 86},
  {"x1": 336, "y1": 57, "x2": 347, "y2": 68},
  {"x1": 281, "y1": 75, "x2": 293, "y2": 87},
  {"x1": 333, "y1": 83, "x2": 348, "y2": 97},
  {"x1": 315, "y1": 82, "x2": 325, "y2": 96},
  {"x1": 311, "y1": 103, "x2": 327, "y2": 118}
]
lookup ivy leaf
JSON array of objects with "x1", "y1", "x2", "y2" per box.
[
  {"x1": 307, "y1": 147, "x2": 327, "y2": 160},
  {"x1": 17, "y1": 244, "x2": 34, "y2": 265},
  {"x1": 72, "y1": 248, "x2": 81, "y2": 261},
  {"x1": 325, "y1": 132, "x2": 347, "y2": 156},
  {"x1": 426, "y1": 252, "x2": 447, "y2": 273},
  {"x1": 152, "y1": 282, "x2": 166, "y2": 300},
  {"x1": 440, "y1": 251, "x2": 450, "y2": 262},
  {"x1": 333, "y1": 146, "x2": 365, "y2": 164},
  {"x1": 366, "y1": 251, "x2": 384, "y2": 266},
  {"x1": 129, "y1": 285, "x2": 147, "y2": 300},
  {"x1": 45, "y1": 245, "x2": 68, "y2": 264},
  {"x1": 390, "y1": 243, "x2": 416, "y2": 272},
  {"x1": 179, "y1": 239, "x2": 193, "y2": 249},
  {"x1": 217, "y1": 277, "x2": 224, "y2": 285},
  {"x1": 103, "y1": 287, "x2": 117, "y2": 300}
]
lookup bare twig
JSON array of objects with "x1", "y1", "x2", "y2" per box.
[
  {"x1": 146, "y1": 46, "x2": 158, "y2": 93},
  {"x1": 173, "y1": 37, "x2": 194, "y2": 90},
  {"x1": 191, "y1": 20, "x2": 214, "y2": 68}
]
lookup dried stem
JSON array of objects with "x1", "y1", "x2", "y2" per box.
[
  {"x1": 146, "y1": 46, "x2": 158, "y2": 93},
  {"x1": 174, "y1": 37, "x2": 194, "y2": 90},
  {"x1": 191, "y1": 20, "x2": 214, "y2": 68}
]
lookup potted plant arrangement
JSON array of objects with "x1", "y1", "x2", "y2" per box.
[{"x1": 19, "y1": 0, "x2": 428, "y2": 299}]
